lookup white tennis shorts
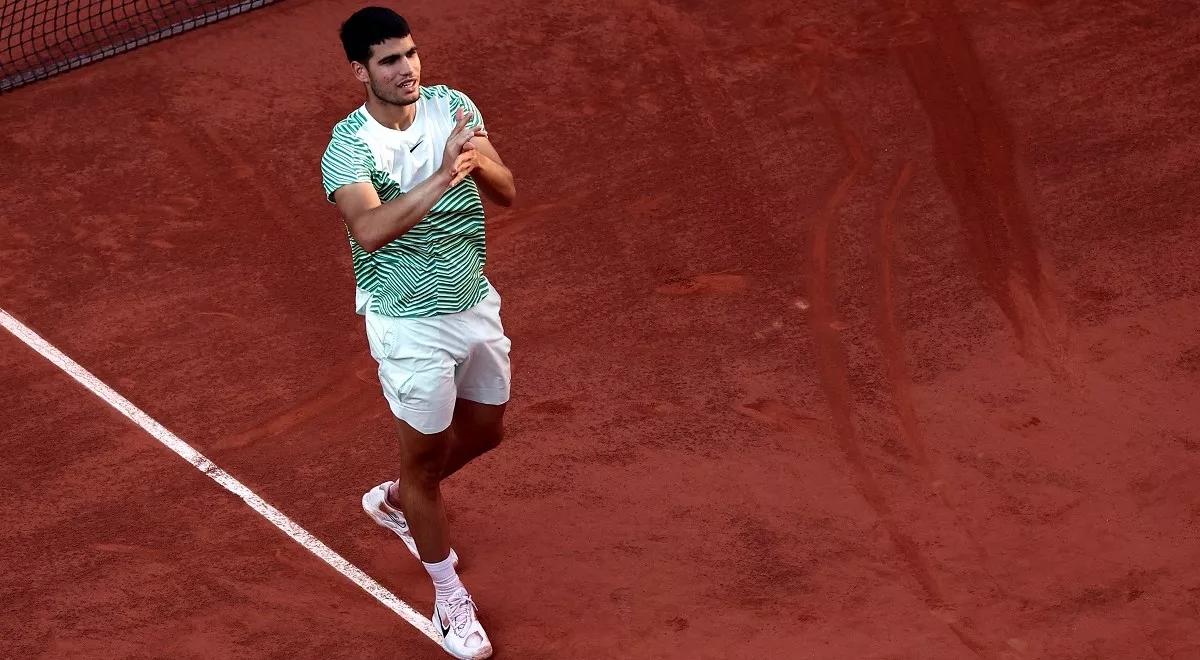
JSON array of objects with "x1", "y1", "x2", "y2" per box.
[{"x1": 364, "y1": 284, "x2": 512, "y2": 434}]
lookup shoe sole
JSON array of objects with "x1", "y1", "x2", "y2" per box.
[
  {"x1": 432, "y1": 612, "x2": 493, "y2": 660},
  {"x1": 438, "y1": 637, "x2": 493, "y2": 660}
]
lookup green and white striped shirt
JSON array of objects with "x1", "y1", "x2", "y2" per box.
[{"x1": 321, "y1": 85, "x2": 489, "y2": 318}]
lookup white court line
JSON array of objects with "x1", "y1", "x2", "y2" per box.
[{"x1": 0, "y1": 308, "x2": 439, "y2": 644}]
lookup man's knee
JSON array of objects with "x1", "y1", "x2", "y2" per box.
[
  {"x1": 478, "y1": 422, "x2": 504, "y2": 452},
  {"x1": 397, "y1": 425, "x2": 449, "y2": 488},
  {"x1": 451, "y1": 400, "x2": 506, "y2": 456}
]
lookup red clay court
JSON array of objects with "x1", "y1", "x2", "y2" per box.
[{"x1": 2, "y1": 1, "x2": 1199, "y2": 658}]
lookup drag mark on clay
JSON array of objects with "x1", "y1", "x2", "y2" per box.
[
  {"x1": 885, "y1": 0, "x2": 1069, "y2": 374},
  {"x1": 655, "y1": 273, "x2": 749, "y2": 296},
  {"x1": 808, "y1": 92, "x2": 996, "y2": 659},
  {"x1": 875, "y1": 161, "x2": 929, "y2": 472},
  {"x1": 876, "y1": 161, "x2": 1004, "y2": 584},
  {"x1": 639, "y1": 4, "x2": 1004, "y2": 652},
  {"x1": 214, "y1": 357, "x2": 380, "y2": 450},
  {"x1": 734, "y1": 398, "x2": 823, "y2": 434}
]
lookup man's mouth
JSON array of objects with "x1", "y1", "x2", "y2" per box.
[{"x1": 398, "y1": 79, "x2": 417, "y2": 92}]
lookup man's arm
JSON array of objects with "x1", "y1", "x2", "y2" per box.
[
  {"x1": 465, "y1": 136, "x2": 516, "y2": 207},
  {"x1": 333, "y1": 111, "x2": 484, "y2": 253},
  {"x1": 333, "y1": 172, "x2": 454, "y2": 253}
]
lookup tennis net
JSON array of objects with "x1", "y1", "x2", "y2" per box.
[{"x1": 1, "y1": 0, "x2": 280, "y2": 92}]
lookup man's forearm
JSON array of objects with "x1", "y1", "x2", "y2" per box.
[
  {"x1": 471, "y1": 155, "x2": 516, "y2": 207},
  {"x1": 349, "y1": 169, "x2": 454, "y2": 252}
]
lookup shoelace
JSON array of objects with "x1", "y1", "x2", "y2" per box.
[{"x1": 445, "y1": 593, "x2": 476, "y2": 633}]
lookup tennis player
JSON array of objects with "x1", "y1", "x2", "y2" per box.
[{"x1": 320, "y1": 7, "x2": 515, "y2": 659}]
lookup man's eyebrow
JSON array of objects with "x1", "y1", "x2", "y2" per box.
[{"x1": 376, "y1": 47, "x2": 416, "y2": 65}]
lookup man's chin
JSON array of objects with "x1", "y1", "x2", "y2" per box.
[
  {"x1": 397, "y1": 87, "x2": 422, "y2": 103},
  {"x1": 380, "y1": 92, "x2": 419, "y2": 107}
]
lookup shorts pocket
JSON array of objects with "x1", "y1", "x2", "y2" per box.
[{"x1": 364, "y1": 310, "x2": 395, "y2": 358}]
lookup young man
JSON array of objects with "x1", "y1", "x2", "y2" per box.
[{"x1": 320, "y1": 7, "x2": 515, "y2": 660}]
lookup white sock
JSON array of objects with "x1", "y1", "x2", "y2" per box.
[{"x1": 423, "y1": 553, "x2": 464, "y2": 601}]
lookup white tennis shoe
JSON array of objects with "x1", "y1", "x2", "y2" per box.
[
  {"x1": 361, "y1": 482, "x2": 459, "y2": 568},
  {"x1": 433, "y1": 587, "x2": 493, "y2": 659}
]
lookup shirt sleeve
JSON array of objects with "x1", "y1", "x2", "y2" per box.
[
  {"x1": 448, "y1": 88, "x2": 485, "y2": 131},
  {"x1": 321, "y1": 131, "x2": 373, "y2": 204}
]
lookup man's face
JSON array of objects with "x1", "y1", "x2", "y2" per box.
[{"x1": 358, "y1": 35, "x2": 421, "y2": 106}]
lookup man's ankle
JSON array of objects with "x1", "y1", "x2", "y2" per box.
[{"x1": 385, "y1": 480, "x2": 404, "y2": 510}]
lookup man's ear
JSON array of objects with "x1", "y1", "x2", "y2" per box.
[{"x1": 352, "y1": 61, "x2": 369, "y2": 84}]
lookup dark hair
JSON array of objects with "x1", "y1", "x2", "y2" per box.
[{"x1": 340, "y1": 7, "x2": 411, "y2": 64}]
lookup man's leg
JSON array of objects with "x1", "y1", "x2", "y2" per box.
[
  {"x1": 392, "y1": 419, "x2": 453, "y2": 563},
  {"x1": 444, "y1": 399, "x2": 506, "y2": 478},
  {"x1": 360, "y1": 303, "x2": 494, "y2": 657},
  {"x1": 444, "y1": 282, "x2": 510, "y2": 480},
  {"x1": 386, "y1": 399, "x2": 505, "y2": 510},
  {"x1": 392, "y1": 416, "x2": 492, "y2": 658}
]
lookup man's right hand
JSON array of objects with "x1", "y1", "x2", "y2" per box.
[{"x1": 441, "y1": 108, "x2": 487, "y2": 186}]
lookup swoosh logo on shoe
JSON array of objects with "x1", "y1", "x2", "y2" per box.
[
  {"x1": 437, "y1": 606, "x2": 452, "y2": 638},
  {"x1": 385, "y1": 512, "x2": 409, "y2": 531}
]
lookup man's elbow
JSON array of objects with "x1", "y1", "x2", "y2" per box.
[
  {"x1": 357, "y1": 234, "x2": 387, "y2": 253},
  {"x1": 494, "y1": 182, "x2": 516, "y2": 207},
  {"x1": 346, "y1": 224, "x2": 383, "y2": 253}
]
